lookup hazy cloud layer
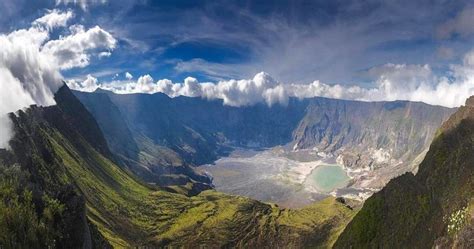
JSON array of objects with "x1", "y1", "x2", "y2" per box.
[
  {"x1": 0, "y1": 9, "x2": 115, "y2": 148},
  {"x1": 69, "y1": 48, "x2": 474, "y2": 108},
  {"x1": 55, "y1": 0, "x2": 108, "y2": 10},
  {"x1": 437, "y1": 6, "x2": 474, "y2": 39}
]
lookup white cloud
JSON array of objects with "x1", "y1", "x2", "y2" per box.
[
  {"x1": 135, "y1": 74, "x2": 155, "y2": 93},
  {"x1": 42, "y1": 25, "x2": 116, "y2": 70},
  {"x1": 0, "y1": 9, "x2": 116, "y2": 148},
  {"x1": 33, "y1": 9, "x2": 74, "y2": 30},
  {"x1": 70, "y1": 48, "x2": 474, "y2": 108},
  {"x1": 125, "y1": 72, "x2": 133, "y2": 80},
  {"x1": 365, "y1": 63, "x2": 434, "y2": 100},
  {"x1": 181, "y1": 77, "x2": 202, "y2": 97},
  {"x1": 201, "y1": 72, "x2": 282, "y2": 106},
  {"x1": 155, "y1": 79, "x2": 174, "y2": 96},
  {"x1": 0, "y1": 28, "x2": 60, "y2": 148},
  {"x1": 0, "y1": 29, "x2": 62, "y2": 107},
  {"x1": 68, "y1": 74, "x2": 99, "y2": 92},
  {"x1": 55, "y1": 0, "x2": 108, "y2": 11},
  {"x1": 98, "y1": 51, "x2": 112, "y2": 58},
  {"x1": 0, "y1": 115, "x2": 12, "y2": 148}
]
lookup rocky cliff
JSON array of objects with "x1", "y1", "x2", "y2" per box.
[
  {"x1": 334, "y1": 97, "x2": 474, "y2": 248},
  {"x1": 293, "y1": 98, "x2": 455, "y2": 189}
]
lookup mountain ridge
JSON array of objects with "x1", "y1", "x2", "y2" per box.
[
  {"x1": 0, "y1": 84, "x2": 357, "y2": 248},
  {"x1": 74, "y1": 90, "x2": 455, "y2": 192}
]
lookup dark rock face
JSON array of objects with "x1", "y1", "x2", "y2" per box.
[
  {"x1": 74, "y1": 90, "x2": 455, "y2": 189},
  {"x1": 334, "y1": 97, "x2": 474, "y2": 248}
]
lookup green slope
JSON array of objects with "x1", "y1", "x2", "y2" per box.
[
  {"x1": 334, "y1": 97, "x2": 474, "y2": 248},
  {"x1": 0, "y1": 85, "x2": 356, "y2": 248}
]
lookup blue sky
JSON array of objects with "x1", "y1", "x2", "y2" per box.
[{"x1": 1, "y1": 0, "x2": 474, "y2": 86}]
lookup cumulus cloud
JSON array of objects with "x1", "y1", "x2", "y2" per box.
[
  {"x1": 70, "y1": 48, "x2": 474, "y2": 108},
  {"x1": 84, "y1": 72, "x2": 289, "y2": 106},
  {"x1": 42, "y1": 25, "x2": 116, "y2": 69},
  {"x1": 0, "y1": 9, "x2": 115, "y2": 148},
  {"x1": 199, "y1": 72, "x2": 285, "y2": 106},
  {"x1": 125, "y1": 72, "x2": 133, "y2": 80},
  {"x1": 68, "y1": 74, "x2": 99, "y2": 92}
]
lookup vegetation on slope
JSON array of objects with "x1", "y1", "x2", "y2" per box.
[
  {"x1": 0, "y1": 163, "x2": 62, "y2": 248},
  {"x1": 0, "y1": 85, "x2": 356, "y2": 248}
]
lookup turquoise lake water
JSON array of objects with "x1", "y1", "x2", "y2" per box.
[{"x1": 308, "y1": 165, "x2": 350, "y2": 192}]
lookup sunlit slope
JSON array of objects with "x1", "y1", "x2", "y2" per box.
[{"x1": 6, "y1": 85, "x2": 355, "y2": 248}]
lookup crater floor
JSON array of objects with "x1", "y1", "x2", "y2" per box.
[{"x1": 199, "y1": 146, "x2": 372, "y2": 208}]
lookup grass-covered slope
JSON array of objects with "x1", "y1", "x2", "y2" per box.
[
  {"x1": 1, "y1": 85, "x2": 356, "y2": 248},
  {"x1": 334, "y1": 97, "x2": 474, "y2": 249}
]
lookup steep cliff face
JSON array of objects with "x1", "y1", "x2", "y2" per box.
[
  {"x1": 334, "y1": 97, "x2": 474, "y2": 249},
  {"x1": 75, "y1": 90, "x2": 454, "y2": 190},
  {"x1": 293, "y1": 98, "x2": 455, "y2": 188},
  {"x1": 0, "y1": 85, "x2": 356, "y2": 248}
]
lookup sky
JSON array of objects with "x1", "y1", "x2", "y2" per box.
[
  {"x1": 1, "y1": 0, "x2": 474, "y2": 143},
  {"x1": 1, "y1": 0, "x2": 471, "y2": 82}
]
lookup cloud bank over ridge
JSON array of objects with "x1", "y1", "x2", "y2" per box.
[
  {"x1": 70, "y1": 49, "x2": 474, "y2": 108},
  {"x1": 0, "y1": 9, "x2": 116, "y2": 148}
]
